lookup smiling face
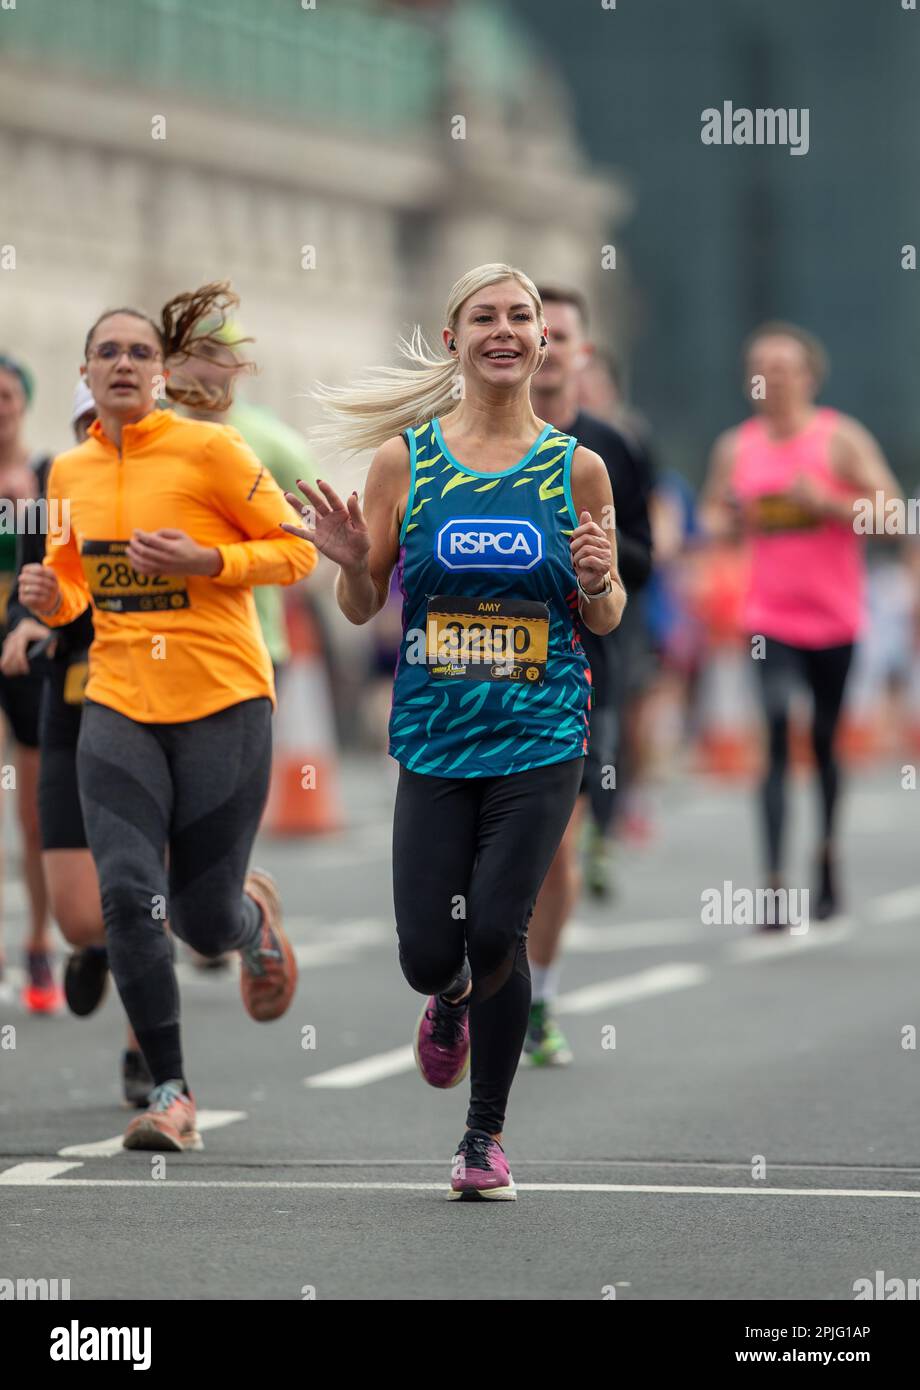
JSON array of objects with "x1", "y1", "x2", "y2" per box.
[
  {"x1": 0, "y1": 368, "x2": 27, "y2": 451},
  {"x1": 446, "y1": 279, "x2": 545, "y2": 391},
  {"x1": 84, "y1": 312, "x2": 165, "y2": 423}
]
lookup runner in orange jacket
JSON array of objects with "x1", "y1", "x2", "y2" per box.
[{"x1": 20, "y1": 281, "x2": 317, "y2": 1151}]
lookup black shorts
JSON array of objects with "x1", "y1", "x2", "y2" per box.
[
  {"x1": 0, "y1": 668, "x2": 42, "y2": 749},
  {"x1": 37, "y1": 667, "x2": 87, "y2": 851}
]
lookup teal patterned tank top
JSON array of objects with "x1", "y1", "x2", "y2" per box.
[{"x1": 388, "y1": 417, "x2": 591, "y2": 778}]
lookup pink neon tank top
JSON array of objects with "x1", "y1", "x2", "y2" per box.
[{"x1": 731, "y1": 407, "x2": 864, "y2": 648}]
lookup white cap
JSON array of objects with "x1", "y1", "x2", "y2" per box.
[{"x1": 71, "y1": 378, "x2": 96, "y2": 427}]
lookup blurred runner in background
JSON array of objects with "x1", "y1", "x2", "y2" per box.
[
  {"x1": 701, "y1": 323, "x2": 901, "y2": 923},
  {"x1": 2, "y1": 380, "x2": 153, "y2": 1102},
  {"x1": 0, "y1": 353, "x2": 58, "y2": 1011},
  {"x1": 523, "y1": 289, "x2": 652, "y2": 1066},
  {"x1": 172, "y1": 317, "x2": 318, "y2": 693},
  {"x1": 579, "y1": 344, "x2": 662, "y2": 851},
  {"x1": 639, "y1": 468, "x2": 705, "y2": 779},
  {"x1": 175, "y1": 319, "x2": 321, "y2": 965}
]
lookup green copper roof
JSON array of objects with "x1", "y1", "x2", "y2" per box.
[{"x1": 0, "y1": 0, "x2": 447, "y2": 131}]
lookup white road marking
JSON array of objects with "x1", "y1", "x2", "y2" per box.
[
  {"x1": 305, "y1": 1045, "x2": 414, "y2": 1089},
  {"x1": 556, "y1": 963, "x2": 708, "y2": 1015},
  {"x1": 177, "y1": 917, "x2": 391, "y2": 978},
  {"x1": 727, "y1": 920, "x2": 852, "y2": 963},
  {"x1": 867, "y1": 886, "x2": 920, "y2": 923},
  {"x1": 57, "y1": 1110, "x2": 247, "y2": 1158},
  {"x1": 305, "y1": 963, "x2": 708, "y2": 1088},
  {"x1": 291, "y1": 919, "x2": 391, "y2": 967},
  {"x1": 1, "y1": 1169, "x2": 919, "y2": 1199},
  {"x1": 182, "y1": 919, "x2": 701, "y2": 976},
  {"x1": 0, "y1": 1161, "x2": 83, "y2": 1183},
  {"x1": 0, "y1": 910, "x2": 392, "y2": 998},
  {"x1": 564, "y1": 920, "x2": 707, "y2": 952}
]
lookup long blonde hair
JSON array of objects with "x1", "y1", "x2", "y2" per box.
[{"x1": 310, "y1": 263, "x2": 544, "y2": 458}]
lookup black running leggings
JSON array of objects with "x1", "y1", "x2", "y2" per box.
[
  {"x1": 754, "y1": 637, "x2": 854, "y2": 874},
  {"x1": 393, "y1": 756, "x2": 584, "y2": 1135},
  {"x1": 76, "y1": 698, "x2": 272, "y2": 1086}
]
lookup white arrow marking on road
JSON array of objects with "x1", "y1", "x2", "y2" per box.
[
  {"x1": 304, "y1": 963, "x2": 709, "y2": 1088},
  {"x1": 58, "y1": 1110, "x2": 247, "y2": 1158},
  {"x1": 0, "y1": 1162, "x2": 83, "y2": 1183}
]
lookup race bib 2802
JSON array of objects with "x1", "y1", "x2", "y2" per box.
[{"x1": 81, "y1": 540, "x2": 190, "y2": 613}]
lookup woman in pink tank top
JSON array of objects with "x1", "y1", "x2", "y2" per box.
[{"x1": 702, "y1": 323, "x2": 900, "y2": 924}]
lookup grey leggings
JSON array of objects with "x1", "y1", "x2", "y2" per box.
[{"x1": 76, "y1": 698, "x2": 272, "y2": 1086}]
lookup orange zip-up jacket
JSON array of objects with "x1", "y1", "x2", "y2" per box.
[{"x1": 40, "y1": 409, "x2": 317, "y2": 723}]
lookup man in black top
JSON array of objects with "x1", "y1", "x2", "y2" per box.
[{"x1": 524, "y1": 286, "x2": 654, "y2": 1065}]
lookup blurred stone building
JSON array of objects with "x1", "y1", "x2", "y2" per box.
[{"x1": 0, "y1": 0, "x2": 630, "y2": 457}]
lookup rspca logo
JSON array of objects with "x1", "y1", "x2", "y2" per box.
[{"x1": 436, "y1": 518, "x2": 543, "y2": 572}]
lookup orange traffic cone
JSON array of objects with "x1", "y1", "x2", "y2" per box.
[
  {"x1": 695, "y1": 641, "x2": 760, "y2": 778},
  {"x1": 263, "y1": 599, "x2": 344, "y2": 835},
  {"x1": 690, "y1": 542, "x2": 759, "y2": 778}
]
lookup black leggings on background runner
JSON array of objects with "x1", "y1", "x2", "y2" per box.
[
  {"x1": 393, "y1": 755, "x2": 584, "y2": 1135},
  {"x1": 754, "y1": 637, "x2": 854, "y2": 873},
  {"x1": 76, "y1": 698, "x2": 272, "y2": 1086},
  {"x1": 38, "y1": 667, "x2": 87, "y2": 850}
]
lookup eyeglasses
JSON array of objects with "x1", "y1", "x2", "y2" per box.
[{"x1": 88, "y1": 342, "x2": 162, "y2": 363}]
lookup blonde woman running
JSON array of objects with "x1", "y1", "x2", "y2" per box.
[{"x1": 285, "y1": 264, "x2": 625, "y2": 1199}]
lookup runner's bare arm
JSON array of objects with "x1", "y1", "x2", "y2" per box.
[
  {"x1": 570, "y1": 445, "x2": 626, "y2": 636},
  {"x1": 283, "y1": 435, "x2": 409, "y2": 626},
  {"x1": 699, "y1": 428, "x2": 740, "y2": 537},
  {"x1": 829, "y1": 415, "x2": 903, "y2": 529},
  {"x1": 340, "y1": 436, "x2": 408, "y2": 623}
]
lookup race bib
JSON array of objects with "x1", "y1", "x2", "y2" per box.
[
  {"x1": 425, "y1": 595, "x2": 549, "y2": 683},
  {"x1": 752, "y1": 493, "x2": 819, "y2": 534},
  {"x1": 63, "y1": 658, "x2": 89, "y2": 705},
  {"x1": 81, "y1": 540, "x2": 190, "y2": 613}
]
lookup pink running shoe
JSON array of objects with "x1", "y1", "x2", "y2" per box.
[
  {"x1": 413, "y1": 993, "x2": 470, "y2": 1088},
  {"x1": 123, "y1": 1081, "x2": 202, "y2": 1152},
  {"x1": 448, "y1": 1129, "x2": 516, "y2": 1201}
]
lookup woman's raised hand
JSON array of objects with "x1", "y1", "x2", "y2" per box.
[{"x1": 282, "y1": 479, "x2": 371, "y2": 572}]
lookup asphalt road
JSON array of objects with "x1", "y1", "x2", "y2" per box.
[{"x1": 2, "y1": 755, "x2": 919, "y2": 1301}]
